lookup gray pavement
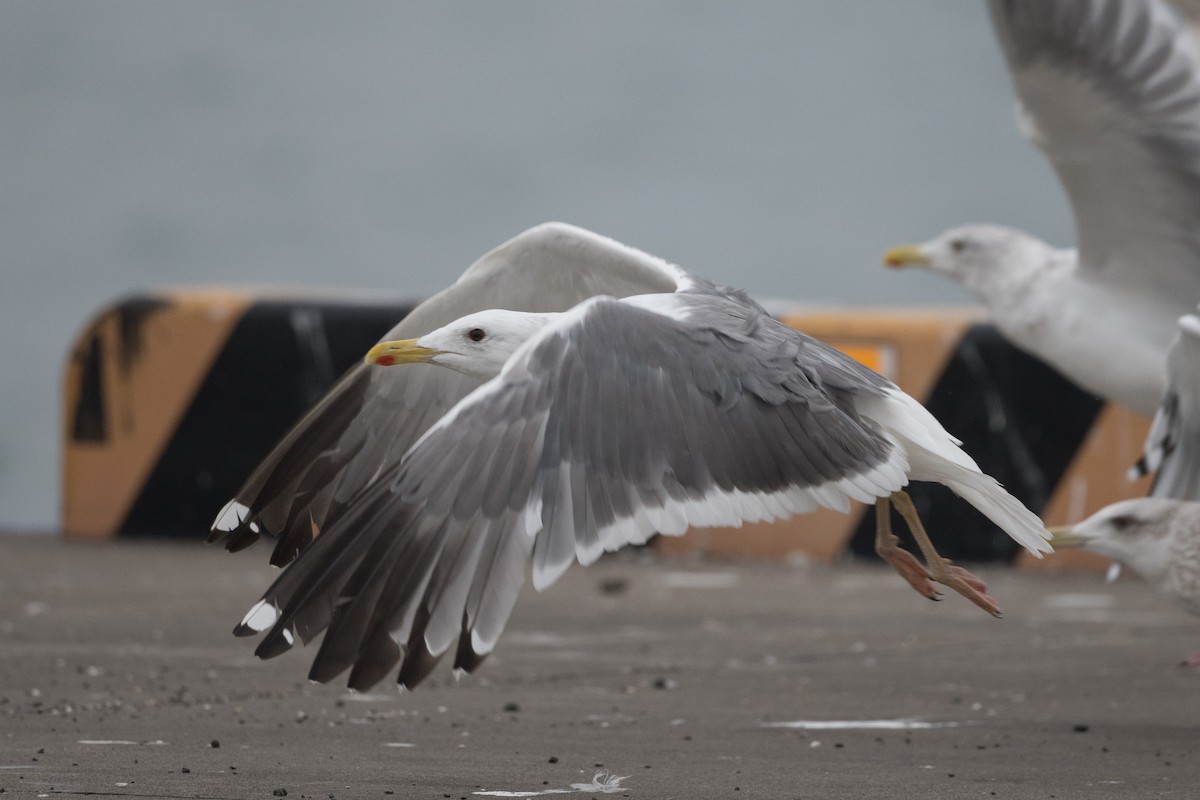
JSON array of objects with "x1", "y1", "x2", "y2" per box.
[{"x1": 1, "y1": 535, "x2": 1199, "y2": 799}]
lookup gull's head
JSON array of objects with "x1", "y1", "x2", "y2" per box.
[
  {"x1": 883, "y1": 224, "x2": 1052, "y2": 297},
  {"x1": 1050, "y1": 498, "x2": 1188, "y2": 582},
  {"x1": 365, "y1": 309, "x2": 557, "y2": 378}
]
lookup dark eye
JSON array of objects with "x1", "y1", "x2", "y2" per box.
[
  {"x1": 467, "y1": 327, "x2": 486, "y2": 342},
  {"x1": 950, "y1": 239, "x2": 967, "y2": 254},
  {"x1": 1109, "y1": 514, "x2": 1135, "y2": 532}
]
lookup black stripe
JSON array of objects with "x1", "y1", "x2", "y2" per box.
[
  {"x1": 70, "y1": 333, "x2": 107, "y2": 443},
  {"x1": 118, "y1": 299, "x2": 417, "y2": 538}
]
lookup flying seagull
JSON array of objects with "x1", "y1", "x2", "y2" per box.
[
  {"x1": 1132, "y1": 308, "x2": 1200, "y2": 499},
  {"x1": 210, "y1": 223, "x2": 1052, "y2": 691},
  {"x1": 883, "y1": 0, "x2": 1200, "y2": 414},
  {"x1": 1051, "y1": 497, "x2": 1200, "y2": 665}
]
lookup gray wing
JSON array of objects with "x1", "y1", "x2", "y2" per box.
[
  {"x1": 990, "y1": 0, "x2": 1200, "y2": 305},
  {"x1": 208, "y1": 222, "x2": 684, "y2": 565},
  {"x1": 1138, "y1": 312, "x2": 1200, "y2": 499},
  {"x1": 237, "y1": 295, "x2": 910, "y2": 690}
]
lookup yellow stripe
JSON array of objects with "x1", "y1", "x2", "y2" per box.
[{"x1": 62, "y1": 291, "x2": 255, "y2": 539}]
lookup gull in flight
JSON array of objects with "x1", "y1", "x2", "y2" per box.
[
  {"x1": 210, "y1": 223, "x2": 1051, "y2": 690},
  {"x1": 884, "y1": 0, "x2": 1200, "y2": 414}
]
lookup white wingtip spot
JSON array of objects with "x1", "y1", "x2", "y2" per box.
[
  {"x1": 240, "y1": 599, "x2": 278, "y2": 632},
  {"x1": 212, "y1": 499, "x2": 251, "y2": 532},
  {"x1": 281, "y1": 627, "x2": 294, "y2": 646},
  {"x1": 1180, "y1": 313, "x2": 1200, "y2": 340}
]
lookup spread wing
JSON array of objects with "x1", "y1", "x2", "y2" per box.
[
  {"x1": 1137, "y1": 311, "x2": 1200, "y2": 499},
  {"x1": 235, "y1": 294, "x2": 909, "y2": 690},
  {"x1": 990, "y1": 0, "x2": 1200, "y2": 310},
  {"x1": 208, "y1": 222, "x2": 685, "y2": 565}
]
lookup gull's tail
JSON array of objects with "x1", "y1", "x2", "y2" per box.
[
  {"x1": 862, "y1": 389, "x2": 1053, "y2": 557},
  {"x1": 912, "y1": 457, "x2": 1052, "y2": 557}
]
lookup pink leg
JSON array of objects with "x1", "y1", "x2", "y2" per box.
[
  {"x1": 875, "y1": 495, "x2": 940, "y2": 602},
  {"x1": 888, "y1": 491, "x2": 1002, "y2": 618}
]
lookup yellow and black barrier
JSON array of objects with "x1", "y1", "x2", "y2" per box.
[
  {"x1": 62, "y1": 288, "x2": 418, "y2": 541},
  {"x1": 62, "y1": 293, "x2": 1148, "y2": 571}
]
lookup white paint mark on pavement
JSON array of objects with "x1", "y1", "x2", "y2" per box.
[
  {"x1": 1043, "y1": 593, "x2": 1115, "y2": 609},
  {"x1": 762, "y1": 719, "x2": 964, "y2": 730},
  {"x1": 474, "y1": 769, "x2": 628, "y2": 797},
  {"x1": 661, "y1": 571, "x2": 738, "y2": 589}
]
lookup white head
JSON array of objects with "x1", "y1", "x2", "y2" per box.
[
  {"x1": 365, "y1": 309, "x2": 558, "y2": 378},
  {"x1": 883, "y1": 224, "x2": 1057, "y2": 299},
  {"x1": 1051, "y1": 498, "x2": 1191, "y2": 583}
]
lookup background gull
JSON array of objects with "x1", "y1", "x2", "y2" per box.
[
  {"x1": 883, "y1": 0, "x2": 1200, "y2": 414},
  {"x1": 211, "y1": 223, "x2": 1052, "y2": 691},
  {"x1": 1051, "y1": 497, "x2": 1200, "y2": 665}
]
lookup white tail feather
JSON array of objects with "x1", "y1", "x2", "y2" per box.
[
  {"x1": 860, "y1": 388, "x2": 1052, "y2": 557},
  {"x1": 915, "y1": 458, "x2": 1052, "y2": 556}
]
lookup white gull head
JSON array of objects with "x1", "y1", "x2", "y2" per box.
[
  {"x1": 884, "y1": 224, "x2": 1064, "y2": 302},
  {"x1": 366, "y1": 309, "x2": 559, "y2": 378}
]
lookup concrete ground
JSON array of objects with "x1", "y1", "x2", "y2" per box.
[{"x1": 1, "y1": 535, "x2": 1198, "y2": 799}]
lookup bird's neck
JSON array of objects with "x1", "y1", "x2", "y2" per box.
[{"x1": 961, "y1": 246, "x2": 1072, "y2": 311}]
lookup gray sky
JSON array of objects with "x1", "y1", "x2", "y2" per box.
[{"x1": 0, "y1": 2, "x2": 1073, "y2": 529}]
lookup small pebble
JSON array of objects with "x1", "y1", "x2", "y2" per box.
[
  {"x1": 210, "y1": 739, "x2": 220, "y2": 748},
  {"x1": 599, "y1": 577, "x2": 629, "y2": 595},
  {"x1": 1072, "y1": 724, "x2": 1089, "y2": 733},
  {"x1": 503, "y1": 702, "x2": 520, "y2": 713},
  {"x1": 273, "y1": 789, "x2": 288, "y2": 797},
  {"x1": 547, "y1": 756, "x2": 558, "y2": 764}
]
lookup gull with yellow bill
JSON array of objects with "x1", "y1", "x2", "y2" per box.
[
  {"x1": 884, "y1": 0, "x2": 1200, "y2": 414},
  {"x1": 210, "y1": 223, "x2": 1051, "y2": 691}
]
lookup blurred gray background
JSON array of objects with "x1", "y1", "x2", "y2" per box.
[{"x1": 0, "y1": 2, "x2": 1072, "y2": 531}]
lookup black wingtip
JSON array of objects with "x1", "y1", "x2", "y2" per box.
[
  {"x1": 309, "y1": 648, "x2": 359, "y2": 686},
  {"x1": 397, "y1": 642, "x2": 444, "y2": 690},
  {"x1": 1130, "y1": 456, "x2": 1149, "y2": 479},
  {"x1": 254, "y1": 628, "x2": 296, "y2": 660},
  {"x1": 344, "y1": 635, "x2": 404, "y2": 691},
  {"x1": 453, "y1": 633, "x2": 490, "y2": 675},
  {"x1": 223, "y1": 528, "x2": 263, "y2": 553},
  {"x1": 269, "y1": 512, "x2": 315, "y2": 567}
]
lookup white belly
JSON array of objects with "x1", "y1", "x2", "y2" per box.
[{"x1": 995, "y1": 283, "x2": 1169, "y2": 415}]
